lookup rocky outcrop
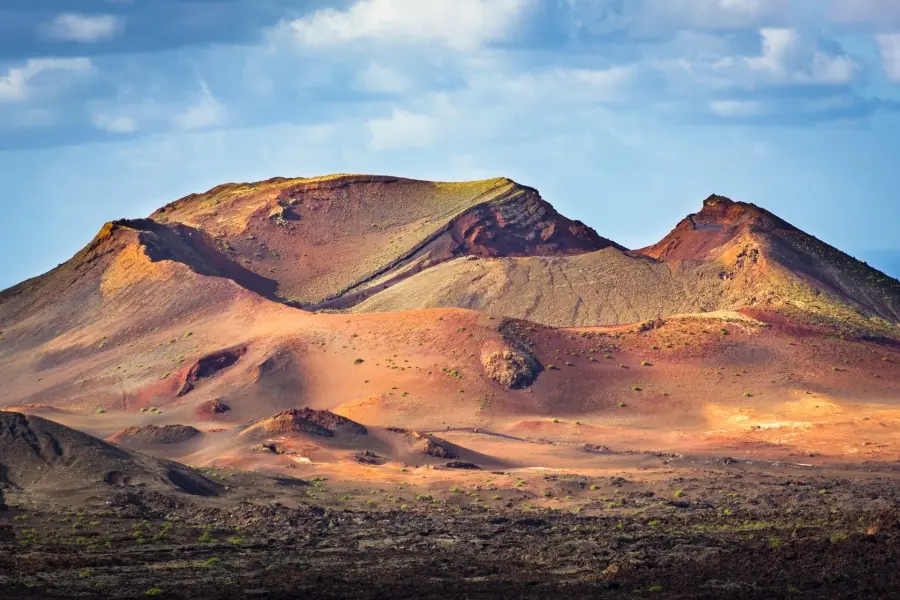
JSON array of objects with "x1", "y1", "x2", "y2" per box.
[
  {"x1": 240, "y1": 408, "x2": 365, "y2": 439},
  {"x1": 242, "y1": 409, "x2": 334, "y2": 438},
  {"x1": 177, "y1": 347, "x2": 247, "y2": 396},
  {"x1": 481, "y1": 346, "x2": 540, "y2": 389},
  {"x1": 111, "y1": 425, "x2": 201, "y2": 445},
  {"x1": 195, "y1": 399, "x2": 230, "y2": 417},
  {"x1": 405, "y1": 431, "x2": 459, "y2": 459}
]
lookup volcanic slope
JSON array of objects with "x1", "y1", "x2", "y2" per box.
[
  {"x1": 351, "y1": 194, "x2": 900, "y2": 333},
  {"x1": 149, "y1": 175, "x2": 617, "y2": 307},
  {"x1": 0, "y1": 411, "x2": 219, "y2": 498},
  {"x1": 0, "y1": 175, "x2": 617, "y2": 369}
]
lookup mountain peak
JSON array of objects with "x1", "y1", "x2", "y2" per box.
[{"x1": 702, "y1": 194, "x2": 735, "y2": 207}]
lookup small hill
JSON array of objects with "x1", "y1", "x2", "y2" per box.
[
  {"x1": 0, "y1": 411, "x2": 218, "y2": 496},
  {"x1": 239, "y1": 408, "x2": 367, "y2": 439},
  {"x1": 110, "y1": 424, "x2": 202, "y2": 446}
]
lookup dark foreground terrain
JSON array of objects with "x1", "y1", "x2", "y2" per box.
[{"x1": 2, "y1": 463, "x2": 899, "y2": 600}]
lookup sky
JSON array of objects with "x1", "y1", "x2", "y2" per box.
[{"x1": 2, "y1": 0, "x2": 900, "y2": 290}]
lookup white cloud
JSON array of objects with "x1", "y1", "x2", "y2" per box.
[
  {"x1": 284, "y1": 0, "x2": 531, "y2": 50},
  {"x1": 710, "y1": 99, "x2": 764, "y2": 117},
  {"x1": 877, "y1": 34, "x2": 900, "y2": 82},
  {"x1": 172, "y1": 83, "x2": 226, "y2": 131},
  {"x1": 47, "y1": 13, "x2": 121, "y2": 42},
  {"x1": 745, "y1": 28, "x2": 857, "y2": 85},
  {"x1": 92, "y1": 113, "x2": 138, "y2": 134},
  {"x1": 0, "y1": 57, "x2": 93, "y2": 103},
  {"x1": 367, "y1": 108, "x2": 437, "y2": 150},
  {"x1": 356, "y1": 63, "x2": 412, "y2": 94}
]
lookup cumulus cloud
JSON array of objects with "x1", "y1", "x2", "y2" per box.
[
  {"x1": 47, "y1": 13, "x2": 121, "y2": 43},
  {"x1": 283, "y1": 0, "x2": 531, "y2": 50},
  {"x1": 367, "y1": 108, "x2": 437, "y2": 150},
  {"x1": 0, "y1": 57, "x2": 93, "y2": 103},
  {"x1": 877, "y1": 34, "x2": 900, "y2": 82},
  {"x1": 745, "y1": 28, "x2": 857, "y2": 85}
]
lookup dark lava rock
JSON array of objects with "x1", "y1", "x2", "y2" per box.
[
  {"x1": 112, "y1": 424, "x2": 201, "y2": 445},
  {"x1": 177, "y1": 346, "x2": 247, "y2": 396},
  {"x1": 584, "y1": 443, "x2": 614, "y2": 454},
  {"x1": 354, "y1": 451, "x2": 386, "y2": 465},
  {"x1": 445, "y1": 461, "x2": 482, "y2": 470},
  {"x1": 195, "y1": 399, "x2": 231, "y2": 417}
]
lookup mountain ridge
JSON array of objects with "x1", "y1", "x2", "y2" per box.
[{"x1": 1, "y1": 175, "x2": 898, "y2": 338}]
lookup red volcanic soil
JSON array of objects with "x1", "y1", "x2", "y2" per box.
[{"x1": 639, "y1": 194, "x2": 776, "y2": 262}]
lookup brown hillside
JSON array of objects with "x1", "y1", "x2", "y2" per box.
[
  {"x1": 348, "y1": 249, "x2": 736, "y2": 327},
  {"x1": 640, "y1": 195, "x2": 900, "y2": 329},
  {"x1": 150, "y1": 175, "x2": 618, "y2": 307},
  {"x1": 0, "y1": 411, "x2": 218, "y2": 496},
  {"x1": 348, "y1": 194, "x2": 900, "y2": 334}
]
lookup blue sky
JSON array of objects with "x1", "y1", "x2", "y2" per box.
[{"x1": 2, "y1": 0, "x2": 900, "y2": 290}]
